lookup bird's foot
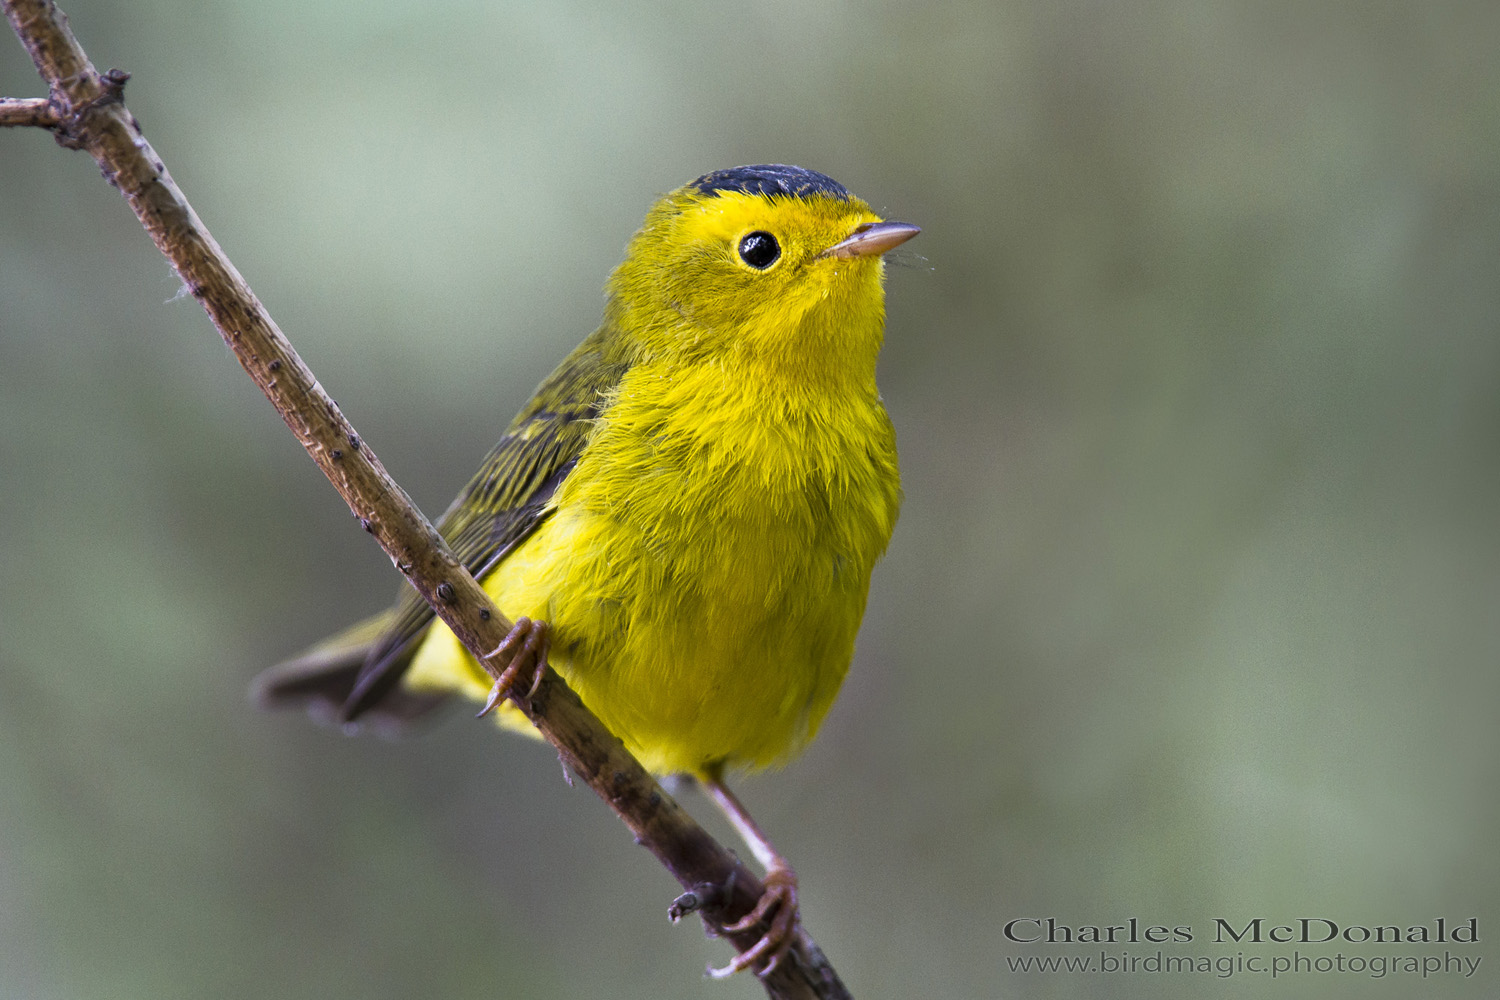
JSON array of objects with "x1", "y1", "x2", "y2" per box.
[
  {"x1": 476, "y1": 617, "x2": 550, "y2": 717},
  {"x1": 708, "y1": 863, "x2": 799, "y2": 979}
]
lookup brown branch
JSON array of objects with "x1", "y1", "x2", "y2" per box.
[
  {"x1": 2, "y1": 2, "x2": 848, "y2": 997},
  {"x1": 0, "y1": 94, "x2": 54, "y2": 126}
]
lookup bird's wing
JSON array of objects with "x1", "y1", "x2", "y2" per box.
[{"x1": 341, "y1": 328, "x2": 629, "y2": 719}]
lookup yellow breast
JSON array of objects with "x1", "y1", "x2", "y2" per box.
[{"x1": 406, "y1": 358, "x2": 900, "y2": 774}]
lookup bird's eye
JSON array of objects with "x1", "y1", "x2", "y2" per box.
[{"x1": 737, "y1": 231, "x2": 781, "y2": 270}]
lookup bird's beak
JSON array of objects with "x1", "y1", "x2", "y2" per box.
[{"x1": 820, "y1": 220, "x2": 921, "y2": 260}]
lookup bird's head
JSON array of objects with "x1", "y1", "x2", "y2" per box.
[{"x1": 606, "y1": 165, "x2": 918, "y2": 383}]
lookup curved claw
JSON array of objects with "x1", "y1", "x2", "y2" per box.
[
  {"x1": 475, "y1": 617, "x2": 550, "y2": 718},
  {"x1": 707, "y1": 866, "x2": 799, "y2": 978}
]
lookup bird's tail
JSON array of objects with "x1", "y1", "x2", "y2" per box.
[{"x1": 250, "y1": 612, "x2": 449, "y2": 733}]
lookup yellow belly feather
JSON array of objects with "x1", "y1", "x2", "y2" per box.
[{"x1": 406, "y1": 359, "x2": 900, "y2": 774}]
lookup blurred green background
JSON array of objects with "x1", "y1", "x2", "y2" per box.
[{"x1": 3, "y1": 1, "x2": 1497, "y2": 997}]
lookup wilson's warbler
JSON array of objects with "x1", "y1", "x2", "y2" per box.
[{"x1": 256, "y1": 164, "x2": 918, "y2": 975}]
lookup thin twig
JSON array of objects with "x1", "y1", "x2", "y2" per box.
[
  {"x1": 1, "y1": 2, "x2": 848, "y2": 997},
  {"x1": 0, "y1": 95, "x2": 54, "y2": 126}
]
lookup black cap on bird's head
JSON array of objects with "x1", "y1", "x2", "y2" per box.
[
  {"x1": 690, "y1": 164, "x2": 852, "y2": 203},
  {"x1": 683, "y1": 165, "x2": 919, "y2": 257}
]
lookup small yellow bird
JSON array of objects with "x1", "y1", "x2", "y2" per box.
[{"x1": 256, "y1": 164, "x2": 917, "y2": 975}]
